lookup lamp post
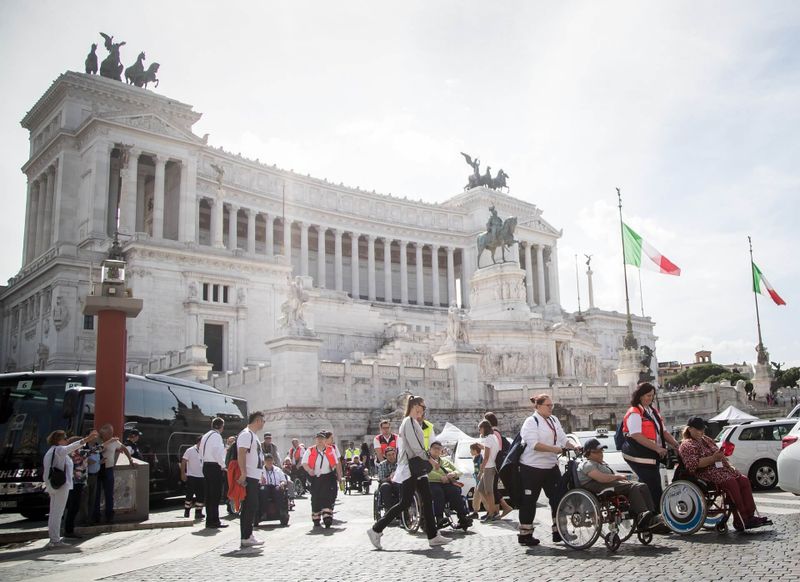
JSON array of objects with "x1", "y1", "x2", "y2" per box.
[{"x1": 83, "y1": 236, "x2": 143, "y2": 432}]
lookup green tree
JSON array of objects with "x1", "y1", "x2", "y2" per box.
[{"x1": 779, "y1": 366, "x2": 800, "y2": 388}]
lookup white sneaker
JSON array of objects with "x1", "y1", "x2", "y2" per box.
[
  {"x1": 367, "y1": 528, "x2": 383, "y2": 550},
  {"x1": 428, "y1": 534, "x2": 453, "y2": 547},
  {"x1": 44, "y1": 540, "x2": 70, "y2": 549},
  {"x1": 240, "y1": 535, "x2": 264, "y2": 547}
]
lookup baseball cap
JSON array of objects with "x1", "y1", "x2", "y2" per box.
[
  {"x1": 687, "y1": 417, "x2": 708, "y2": 430},
  {"x1": 583, "y1": 438, "x2": 607, "y2": 453}
]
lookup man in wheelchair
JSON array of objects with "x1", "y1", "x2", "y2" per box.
[
  {"x1": 577, "y1": 438, "x2": 662, "y2": 531},
  {"x1": 376, "y1": 446, "x2": 400, "y2": 510},
  {"x1": 347, "y1": 457, "x2": 371, "y2": 493},
  {"x1": 428, "y1": 441, "x2": 472, "y2": 530},
  {"x1": 256, "y1": 454, "x2": 290, "y2": 525}
]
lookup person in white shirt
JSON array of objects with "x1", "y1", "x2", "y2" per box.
[
  {"x1": 43, "y1": 429, "x2": 98, "y2": 548},
  {"x1": 93, "y1": 424, "x2": 132, "y2": 525},
  {"x1": 256, "y1": 454, "x2": 289, "y2": 525},
  {"x1": 517, "y1": 394, "x2": 579, "y2": 547},
  {"x1": 181, "y1": 436, "x2": 205, "y2": 520},
  {"x1": 477, "y1": 419, "x2": 500, "y2": 520},
  {"x1": 302, "y1": 432, "x2": 341, "y2": 528},
  {"x1": 237, "y1": 411, "x2": 266, "y2": 548},
  {"x1": 199, "y1": 417, "x2": 228, "y2": 529}
]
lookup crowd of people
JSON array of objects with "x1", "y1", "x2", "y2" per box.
[{"x1": 42, "y1": 382, "x2": 775, "y2": 552}]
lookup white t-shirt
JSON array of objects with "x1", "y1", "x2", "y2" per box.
[
  {"x1": 480, "y1": 434, "x2": 501, "y2": 468},
  {"x1": 200, "y1": 430, "x2": 226, "y2": 468},
  {"x1": 262, "y1": 465, "x2": 287, "y2": 487},
  {"x1": 102, "y1": 439, "x2": 124, "y2": 468},
  {"x1": 519, "y1": 412, "x2": 568, "y2": 469},
  {"x1": 237, "y1": 428, "x2": 263, "y2": 480},
  {"x1": 182, "y1": 446, "x2": 203, "y2": 478}
]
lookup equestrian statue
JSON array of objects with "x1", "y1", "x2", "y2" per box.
[{"x1": 476, "y1": 205, "x2": 518, "y2": 267}]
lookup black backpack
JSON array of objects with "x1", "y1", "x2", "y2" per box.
[
  {"x1": 614, "y1": 421, "x2": 626, "y2": 450},
  {"x1": 493, "y1": 429, "x2": 512, "y2": 470},
  {"x1": 497, "y1": 432, "x2": 527, "y2": 508}
]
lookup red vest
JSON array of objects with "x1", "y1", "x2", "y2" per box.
[
  {"x1": 290, "y1": 446, "x2": 305, "y2": 463},
  {"x1": 376, "y1": 433, "x2": 398, "y2": 455},
  {"x1": 307, "y1": 446, "x2": 337, "y2": 471},
  {"x1": 623, "y1": 405, "x2": 663, "y2": 442}
]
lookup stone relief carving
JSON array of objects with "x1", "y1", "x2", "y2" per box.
[
  {"x1": 52, "y1": 296, "x2": 71, "y2": 332},
  {"x1": 279, "y1": 276, "x2": 310, "y2": 334},
  {"x1": 188, "y1": 281, "x2": 198, "y2": 299},
  {"x1": 444, "y1": 302, "x2": 470, "y2": 348}
]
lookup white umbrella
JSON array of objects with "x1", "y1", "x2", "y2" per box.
[{"x1": 708, "y1": 405, "x2": 759, "y2": 422}]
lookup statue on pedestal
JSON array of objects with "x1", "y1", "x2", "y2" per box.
[
  {"x1": 99, "y1": 32, "x2": 126, "y2": 81},
  {"x1": 476, "y1": 206, "x2": 518, "y2": 267},
  {"x1": 279, "y1": 276, "x2": 310, "y2": 333},
  {"x1": 445, "y1": 302, "x2": 470, "y2": 347},
  {"x1": 85, "y1": 43, "x2": 98, "y2": 74}
]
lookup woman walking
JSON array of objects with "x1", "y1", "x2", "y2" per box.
[
  {"x1": 367, "y1": 395, "x2": 452, "y2": 549},
  {"x1": 477, "y1": 420, "x2": 500, "y2": 520},
  {"x1": 43, "y1": 429, "x2": 98, "y2": 548},
  {"x1": 620, "y1": 382, "x2": 679, "y2": 507},
  {"x1": 517, "y1": 394, "x2": 578, "y2": 546}
]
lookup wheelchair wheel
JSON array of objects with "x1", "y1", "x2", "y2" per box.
[
  {"x1": 637, "y1": 530, "x2": 653, "y2": 545},
  {"x1": 401, "y1": 492, "x2": 421, "y2": 532},
  {"x1": 556, "y1": 489, "x2": 602, "y2": 550},
  {"x1": 293, "y1": 477, "x2": 307, "y2": 497},
  {"x1": 373, "y1": 490, "x2": 385, "y2": 522},
  {"x1": 661, "y1": 480, "x2": 707, "y2": 535},
  {"x1": 604, "y1": 532, "x2": 621, "y2": 552},
  {"x1": 715, "y1": 521, "x2": 728, "y2": 534}
]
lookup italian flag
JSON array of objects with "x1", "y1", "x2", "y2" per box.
[
  {"x1": 752, "y1": 263, "x2": 786, "y2": 305},
  {"x1": 622, "y1": 222, "x2": 681, "y2": 276}
]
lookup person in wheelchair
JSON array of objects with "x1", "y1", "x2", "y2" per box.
[
  {"x1": 256, "y1": 454, "x2": 290, "y2": 526},
  {"x1": 376, "y1": 446, "x2": 401, "y2": 510},
  {"x1": 348, "y1": 457, "x2": 370, "y2": 493},
  {"x1": 679, "y1": 417, "x2": 772, "y2": 531},
  {"x1": 578, "y1": 438, "x2": 662, "y2": 531},
  {"x1": 427, "y1": 441, "x2": 472, "y2": 530}
]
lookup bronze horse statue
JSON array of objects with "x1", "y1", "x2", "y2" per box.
[
  {"x1": 492, "y1": 169, "x2": 509, "y2": 191},
  {"x1": 99, "y1": 32, "x2": 125, "y2": 80},
  {"x1": 125, "y1": 52, "x2": 145, "y2": 85},
  {"x1": 477, "y1": 216, "x2": 517, "y2": 267}
]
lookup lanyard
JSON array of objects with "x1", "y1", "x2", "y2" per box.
[{"x1": 544, "y1": 417, "x2": 557, "y2": 445}]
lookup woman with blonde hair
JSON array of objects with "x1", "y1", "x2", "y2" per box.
[
  {"x1": 43, "y1": 428, "x2": 98, "y2": 548},
  {"x1": 367, "y1": 395, "x2": 452, "y2": 549}
]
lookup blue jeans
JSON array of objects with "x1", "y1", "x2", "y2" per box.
[{"x1": 93, "y1": 466, "x2": 115, "y2": 522}]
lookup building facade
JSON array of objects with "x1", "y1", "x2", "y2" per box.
[{"x1": 1, "y1": 72, "x2": 658, "y2": 447}]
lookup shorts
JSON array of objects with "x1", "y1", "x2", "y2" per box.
[{"x1": 477, "y1": 467, "x2": 497, "y2": 497}]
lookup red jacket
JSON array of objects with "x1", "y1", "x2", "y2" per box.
[{"x1": 227, "y1": 460, "x2": 246, "y2": 512}]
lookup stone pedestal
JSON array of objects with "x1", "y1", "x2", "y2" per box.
[
  {"x1": 752, "y1": 363, "x2": 773, "y2": 398},
  {"x1": 615, "y1": 348, "x2": 643, "y2": 390},
  {"x1": 469, "y1": 262, "x2": 531, "y2": 322},
  {"x1": 266, "y1": 333, "x2": 324, "y2": 408},
  {"x1": 434, "y1": 346, "x2": 483, "y2": 407}
]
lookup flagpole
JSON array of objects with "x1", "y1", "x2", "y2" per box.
[
  {"x1": 748, "y1": 236, "x2": 767, "y2": 364},
  {"x1": 575, "y1": 254, "x2": 582, "y2": 317},
  {"x1": 617, "y1": 188, "x2": 638, "y2": 350},
  {"x1": 638, "y1": 268, "x2": 645, "y2": 316}
]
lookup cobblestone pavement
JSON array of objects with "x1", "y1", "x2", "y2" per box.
[{"x1": 0, "y1": 489, "x2": 798, "y2": 582}]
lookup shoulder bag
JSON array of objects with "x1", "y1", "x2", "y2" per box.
[{"x1": 48, "y1": 448, "x2": 67, "y2": 489}]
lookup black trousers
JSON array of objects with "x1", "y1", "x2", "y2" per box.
[
  {"x1": 378, "y1": 481, "x2": 401, "y2": 509},
  {"x1": 518, "y1": 465, "x2": 563, "y2": 531},
  {"x1": 373, "y1": 476, "x2": 437, "y2": 540},
  {"x1": 240, "y1": 477, "x2": 260, "y2": 540},
  {"x1": 627, "y1": 460, "x2": 663, "y2": 511},
  {"x1": 430, "y1": 482, "x2": 467, "y2": 521},
  {"x1": 185, "y1": 476, "x2": 205, "y2": 508},
  {"x1": 310, "y1": 472, "x2": 337, "y2": 518},
  {"x1": 202, "y1": 462, "x2": 223, "y2": 527},
  {"x1": 64, "y1": 483, "x2": 84, "y2": 534}
]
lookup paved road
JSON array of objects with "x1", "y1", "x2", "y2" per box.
[{"x1": 0, "y1": 488, "x2": 798, "y2": 582}]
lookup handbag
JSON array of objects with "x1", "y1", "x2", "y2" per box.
[
  {"x1": 48, "y1": 448, "x2": 67, "y2": 489},
  {"x1": 405, "y1": 421, "x2": 432, "y2": 478}
]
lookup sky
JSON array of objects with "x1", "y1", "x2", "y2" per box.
[{"x1": 0, "y1": 1, "x2": 798, "y2": 367}]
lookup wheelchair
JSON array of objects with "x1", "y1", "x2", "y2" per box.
[
  {"x1": 660, "y1": 456, "x2": 732, "y2": 535},
  {"x1": 555, "y1": 452, "x2": 654, "y2": 552},
  {"x1": 255, "y1": 484, "x2": 290, "y2": 526},
  {"x1": 373, "y1": 483, "x2": 416, "y2": 530},
  {"x1": 344, "y1": 462, "x2": 371, "y2": 495}
]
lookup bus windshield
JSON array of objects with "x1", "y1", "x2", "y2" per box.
[{"x1": 0, "y1": 376, "x2": 84, "y2": 475}]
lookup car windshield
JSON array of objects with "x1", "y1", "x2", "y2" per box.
[{"x1": 715, "y1": 426, "x2": 735, "y2": 443}]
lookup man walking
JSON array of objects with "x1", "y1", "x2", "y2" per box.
[
  {"x1": 200, "y1": 417, "x2": 228, "y2": 529},
  {"x1": 238, "y1": 411, "x2": 266, "y2": 548},
  {"x1": 181, "y1": 436, "x2": 205, "y2": 520}
]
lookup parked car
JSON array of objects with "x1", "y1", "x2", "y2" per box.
[
  {"x1": 788, "y1": 403, "x2": 800, "y2": 419},
  {"x1": 563, "y1": 428, "x2": 669, "y2": 490},
  {"x1": 450, "y1": 437, "x2": 479, "y2": 498},
  {"x1": 777, "y1": 421, "x2": 800, "y2": 495},
  {"x1": 715, "y1": 418, "x2": 800, "y2": 490}
]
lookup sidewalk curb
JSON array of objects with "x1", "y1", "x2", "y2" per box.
[{"x1": 0, "y1": 518, "x2": 194, "y2": 544}]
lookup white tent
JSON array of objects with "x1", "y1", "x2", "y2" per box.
[
  {"x1": 433, "y1": 422, "x2": 473, "y2": 446},
  {"x1": 709, "y1": 405, "x2": 759, "y2": 422}
]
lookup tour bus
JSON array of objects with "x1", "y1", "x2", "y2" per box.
[{"x1": 0, "y1": 371, "x2": 247, "y2": 519}]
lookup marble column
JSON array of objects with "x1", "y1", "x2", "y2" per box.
[
  {"x1": 536, "y1": 244, "x2": 546, "y2": 307},
  {"x1": 212, "y1": 195, "x2": 225, "y2": 248},
  {"x1": 118, "y1": 148, "x2": 140, "y2": 236},
  {"x1": 550, "y1": 242, "x2": 561, "y2": 305},
  {"x1": 227, "y1": 204, "x2": 239, "y2": 250},
  {"x1": 524, "y1": 242, "x2": 535, "y2": 307},
  {"x1": 383, "y1": 238, "x2": 393, "y2": 303},
  {"x1": 300, "y1": 222, "x2": 310, "y2": 277},
  {"x1": 247, "y1": 209, "x2": 257, "y2": 255},
  {"x1": 415, "y1": 243, "x2": 425, "y2": 305},
  {"x1": 265, "y1": 214, "x2": 274, "y2": 256},
  {"x1": 179, "y1": 156, "x2": 197, "y2": 243},
  {"x1": 42, "y1": 165, "x2": 56, "y2": 251},
  {"x1": 22, "y1": 180, "x2": 34, "y2": 264},
  {"x1": 334, "y1": 229, "x2": 343, "y2": 291},
  {"x1": 460, "y1": 247, "x2": 474, "y2": 309},
  {"x1": 27, "y1": 180, "x2": 41, "y2": 261},
  {"x1": 367, "y1": 235, "x2": 376, "y2": 301},
  {"x1": 399, "y1": 240, "x2": 409, "y2": 305},
  {"x1": 152, "y1": 155, "x2": 166, "y2": 239},
  {"x1": 35, "y1": 172, "x2": 48, "y2": 257},
  {"x1": 317, "y1": 226, "x2": 326, "y2": 287},
  {"x1": 430, "y1": 245, "x2": 440, "y2": 307},
  {"x1": 350, "y1": 233, "x2": 360, "y2": 299},
  {"x1": 283, "y1": 219, "x2": 292, "y2": 261},
  {"x1": 446, "y1": 247, "x2": 456, "y2": 305}
]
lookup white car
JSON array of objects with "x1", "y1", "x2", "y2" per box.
[
  {"x1": 777, "y1": 421, "x2": 800, "y2": 495},
  {"x1": 788, "y1": 403, "x2": 800, "y2": 419},
  {"x1": 563, "y1": 429, "x2": 670, "y2": 490},
  {"x1": 715, "y1": 418, "x2": 800, "y2": 490}
]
